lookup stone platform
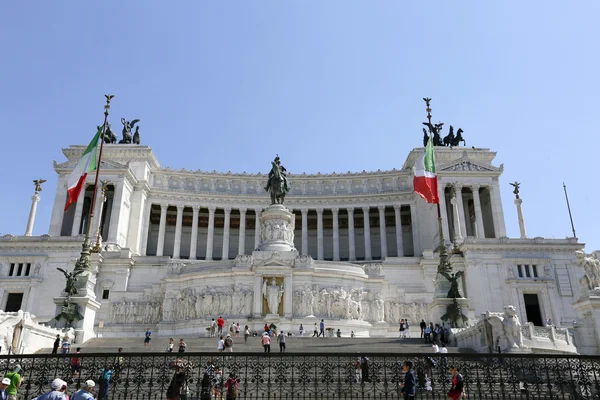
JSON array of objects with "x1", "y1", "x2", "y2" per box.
[{"x1": 35, "y1": 336, "x2": 470, "y2": 354}]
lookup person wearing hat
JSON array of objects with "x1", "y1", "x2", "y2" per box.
[
  {"x1": 72, "y1": 380, "x2": 95, "y2": 400},
  {"x1": 1, "y1": 378, "x2": 11, "y2": 400},
  {"x1": 34, "y1": 378, "x2": 67, "y2": 399},
  {"x1": 4, "y1": 365, "x2": 23, "y2": 400}
]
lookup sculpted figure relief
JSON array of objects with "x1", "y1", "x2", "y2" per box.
[
  {"x1": 0, "y1": 311, "x2": 24, "y2": 355},
  {"x1": 263, "y1": 278, "x2": 284, "y2": 315}
]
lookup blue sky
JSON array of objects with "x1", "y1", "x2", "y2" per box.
[{"x1": 1, "y1": 1, "x2": 598, "y2": 251}]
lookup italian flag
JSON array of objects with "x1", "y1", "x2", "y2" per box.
[
  {"x1": 64, "y1": 127, "x2": 102, "y2": 212},
  {"x1": 413, "y1": 136, "x2": 439, "y2": 204}
]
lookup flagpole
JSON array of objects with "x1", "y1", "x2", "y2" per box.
[
  {"x1": 563, "y1": 182, "x2": 577, "y2": 239},
  {"x1": 423, "y1": 97, "x2": 451, "y2": 273},
  {"x1": 74, "y1": 95, "x2": 114, "y2": 272}
]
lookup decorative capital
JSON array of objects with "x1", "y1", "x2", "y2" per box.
[
  {"x1": 254, "y1": 208, "x2": 262, "y2": 214},
  {"x1": 346, "y1": 207, "x2": 354, "y2": 213},
  {"x1": 300, "y1": 208, "x2": 309, "y2": 215},
  {"x1": 377, "y1": 205, "x2": 386, "y2": 212},
  {"x1": 208, "y1": 206, "x2": 216, "y2": 213},
  {"x1": 239, "y1": 207, "x2": 247, "y2": 214},
  {"x1": 362, "y1": 206, "x2": 370, "y2": 212},
  {"x1": 176, "y1": 205, "x2": 185, "y2": 212},
  {"x1": 471, "y1": 184, "x2": 481, "y2": 191},
  {"x1": 393, "y1": 204, "x2": 401, "y2": 211},
  {"x1": 224, "y1": 206, "x2": 232, "y2": 213},
  {"x1": 160, "y1": 203, "x2": 169, "y2": 210},
  {"x1": 316, "y1": 208, "x2": 324, "y2": 214},
  {"x1": 331, "y1": 207, "x2": 339, "y2": 214},
  {"x1": 192, "y1": 205, "x2": 200, "y2": 213}
]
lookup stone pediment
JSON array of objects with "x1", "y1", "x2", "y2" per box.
[
  {"x1": 438, "y1": 152, "x2": 502, "y2": 173},
  {"x1": 53, "y1": 158, "x2": 128, "y2": 171}
]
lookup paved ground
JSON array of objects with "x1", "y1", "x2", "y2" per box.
[{"x1": 37, "y1": 335, "x2": 470, "y2": 354}]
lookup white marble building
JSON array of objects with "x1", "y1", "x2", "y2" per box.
[{"x1": 0, "y1": 144, "x2": 593, "y2": 344}]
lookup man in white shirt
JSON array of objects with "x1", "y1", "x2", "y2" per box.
[
  {"x1": 217, "y1": 336, "x2": 225, "y2": 352},
  {"x1": 440, "y1": 344, "x2": 448, "y2": 354},
  {"x1": 72, "y1": 380, "x2": 95, "y2": 400},
  {"x1": 210, "y1": 319, "x2": 216, "y2": 337},
  {"x1": 432, "y1": 343, "x2": 439, "y2": 353}
]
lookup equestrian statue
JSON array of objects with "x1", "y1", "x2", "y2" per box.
[{"x1": 264, "y1": 155, "x2": 290, "y2": 205}]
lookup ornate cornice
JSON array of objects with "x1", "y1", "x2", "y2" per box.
[
  {"x1": 460, "y1": 237, "x2": 583, "y2": 254},
  {"x1": 62, "y1": 145, "x2": 160, "y2": 169}
]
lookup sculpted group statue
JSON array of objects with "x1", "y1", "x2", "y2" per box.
[
  {"x1": 576, "y1": 250, "x2": 600, "y2": 291},
  {"x1": 423, "y1": 122, "x2": 466, "y2": 147},
  {"x1": 439, "y1": 271, "x2": 464, "y2": 298},
  {"x1": 265, "y1": 155, "x2": 290, "y2": 204},
  {"x1": 263, "y1": 278, "x2": 284, "y2": 315},
  {"x1": 485, "y1": 305, "x2": 526, "y2": 352},
  {"x1": 119, "y1": 118, "x2": 141, "y2": 144}
]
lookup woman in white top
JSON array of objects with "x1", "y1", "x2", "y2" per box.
[{"x1": 217, "y1": 336, "x2": 225, "y2": 352}]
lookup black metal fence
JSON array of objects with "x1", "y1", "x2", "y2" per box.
[{"x1": 1, "y1": 352, "x2": 599, "y2": 399}]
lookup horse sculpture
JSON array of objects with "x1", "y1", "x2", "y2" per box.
[
  {"x1": 102, "y1": 123, "x2": 117, "y2": 144},
  {"x1": 451, "y1": 128, "x2": 466, "y2": 147},
  {"x1": 265, "y1": 155, "x2": 290, "y2": 205}
]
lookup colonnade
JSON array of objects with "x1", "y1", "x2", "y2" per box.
[{"x1": 141, "y1": 203, "x2": 419, "y2": 261}]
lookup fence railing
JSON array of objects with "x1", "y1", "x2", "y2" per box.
[{"x1": 1, "y1": 352, "x2": 599, "y2": 399}]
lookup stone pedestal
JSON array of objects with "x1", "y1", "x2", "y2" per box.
[
  {"x1": 257, "y1": 204, "x2": 296, "y2": 252},
  {"x1": 53, "y1": 296, "x2": 101, "y2": 344},
  {"x1": 428, "y1": 297, "x2": 472, "y2": 328},
  {"x1": 572, "y1": 291, "x2": 600, "y2": 354}
]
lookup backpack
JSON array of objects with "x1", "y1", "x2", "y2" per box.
[
  {"x1": 227, "y1": 381, "x2": 238, "y2": 398},
  {"x1": 225, "y1": 337, "x2": 233, "y2": 348}
]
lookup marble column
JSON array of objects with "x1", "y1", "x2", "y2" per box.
[
  {"x1": 24, "y1": 194, "x2": 40, "y2": 236},
  {"x1": 222, "y1": 207, "x2": 231, "y2": 260},
  {"x1": 206, "y1": 206, "x2": 216, "y2": 260},
  {"x1": 450, "y1": 194, "x2": 464, "y2": 243},
  {"x1": 348, "y1": 207, "x2": 356, "y2": 261},
  {"x1": 238, "y1": 208, "x2": 247, "y2": 255},
  {"x1": 438, "y1": 184, "x2": 450, "y2": 241},
  {"x1": 253, "y1": 275, "x2": 263, "y2": 318},
  {"x1": 490, "y1": 178, "x2": 507, "y2": 237},
  {"x1": 90, "y1": 187, "x2": 104, "y2": 240},
  {"x1": 393, "y1": 204, "x2": 404, "y2": 257},
  {"x1": 140, "y1": 201, "x2": 152, "y2": 256},
  {"x1": 173, "y1": 205, "x2": 184, "y2": 258},
  {"x1": 156, "y1": 203, "x2": 168, "y2": 257},
  {"x1": 301, "y1": 209, "x2": 308, "y2": 256},
  {"x1": 378, "y1": 206, "x2": 388, "y2": 259},
  {"x1": 107, "y1": 182, "x2": 126, "y2": 243},
  {"x1": 189, "y1": 206, "x2": 199, "y2": 260},
  {"x1": 515, "y1": 198, "x2": 527, "y2": 238},
  {"x1": 332, "y1": 207, "x2": 340, "y2": 261},
  {"x1": 71, "y1": 186, "x2": 86, "y2": 236},
  {"x1": 128, "y1": 186, "x2": 148, "y2": 255},
  {"x1": 254, "y1": 208, "x2": 262, "y2": 249},
  {"x1": 471, "y1": 185, "x2": 486, "y2": 238},
  {"x1": 284, "y1": 274, "x2": 293, "y2": 318},
  {"x1": 49, "y1": 177, "x2": 67, "y2": 236},
  {"x1": 316, "y1": 208, "x2": 324, "y2": 260},
  {"x1": 454, "y1": 184, "x2": 468, "y2": 238},
  {"x1": 409, "y1": 204, "x2": 420, "y2": 257},
  {"x1": 362, "y1": 207, "x2": 372, "y2": 261}
]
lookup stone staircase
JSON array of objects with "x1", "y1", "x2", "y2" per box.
[{"x1": 36, "y1": 336, "x2": 470, "y2": 354}]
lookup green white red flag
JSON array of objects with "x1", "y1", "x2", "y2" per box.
[
  {"x1": 413, "y1": 136, "x2": 439, "y2": 204},
  {"x1": 64, "y1": 127, "x2": 102, "y2": 212}
]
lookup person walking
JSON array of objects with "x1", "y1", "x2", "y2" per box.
[
  {"x1": 277, "y1": 330, "x2": 286, "y2": 352},
  {"x1": 223, "y1": 373, "x2": 239, "y2": 400},
  {"x1": 262, "y1": 332, "x2": 271, "y2": 353},
  {"x1": 447, "y1": 365, "x2": 466, "y2": 400},
  {"x1": 61, "y1": 336, "x2": 71, "y2": 354},
  {"x1": 51, "y1": 334, "x2": 60, "y2": 355},
  {"x1": 224, "y1": 334, "x2": 234, "y2": 352},
  {"x1": 144, "y1": 328, "x2": 152, "y2": 347},
  {"x1": 167, "y1": 338, "x2": 175, "y2": 353},
  {"x1": 318, "y1": 319, "x2": 325, "y2": 337},
  {"x1": 97, "y1": 365, "x2": 114, "y2": 400},
  {"x1": 235, "y1": 323, "x2": 241, "y2": 337},
  {"x1": 312, "y1": 323, "x2": 318, "y2": 337},
  {"x1": 244, "y1": 325, "x2": 250, "y2": 343},
  {"x1": 420, "y1": 319, "x2": 427, "y2": 339},
  {"x1": 217, "y1": 316, "x2": 225, "y2": 336},
  {"x1": 166, "y1": 366, "x2": 186, "y2": 400},
  {"x1": 0, "y1": 377, "x2": 10, "y2": 400},
  {"x1": 72, "y1": 380, "x2": 95, "y2": 400},
  {"x1": 217, "y1": 336, "x2": 225, "y2": 352},
  {"x1": 299, "y1": 324, "x2": 304, "y2": 336},
  {"x1": 210, "y1": 318, "x2": 216, "y2": 337},
  {"x1": 400, "y1": 361, "x2": 416, "y2": 399},
  {"x1": 4, "y1": 365, "x2": 23, "y2": 400}
]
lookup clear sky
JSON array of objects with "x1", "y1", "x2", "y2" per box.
[{"x1": 1, "y1": 1, "x2": 598, "y2": 251}]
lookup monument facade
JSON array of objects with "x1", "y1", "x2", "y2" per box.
[{"x1": 0, "y1": 144, "x2": 596, "y2": 350}]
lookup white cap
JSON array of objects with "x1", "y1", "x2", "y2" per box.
[
  {"x1": 85, "y1": 380, "x2": 96, "y2": 388},
  {"x1": 51, "y1": 378, "x2": 67, "y2": 390},
  {"x1": 1, "y1": 378, "x2": 11, "y2": 385}
]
